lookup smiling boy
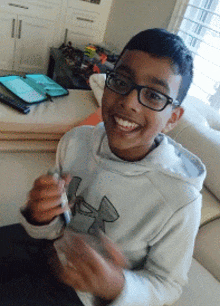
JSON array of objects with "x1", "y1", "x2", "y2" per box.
[
  {"x1": 12, "y1": 28, "x2": 207, "y2": 306},
  {"x1": 102, "y1": 50, "x2": 183, "y2": 161}
]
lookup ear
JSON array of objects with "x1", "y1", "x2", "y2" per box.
[{"x1": 162, "y1": 107, "x2": 184, "y2": 134}]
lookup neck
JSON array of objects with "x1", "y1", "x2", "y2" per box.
[{"x1": 111, "y1": 141, "x2": 157, "y2": 162}]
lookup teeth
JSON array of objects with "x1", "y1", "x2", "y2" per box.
[{"x1": 115, "y1": 116, "x2": 138, "y2": 129}]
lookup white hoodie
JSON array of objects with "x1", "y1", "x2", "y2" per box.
[{"x1": 21, "y1": 123, "x2": 206, "y2": 306}]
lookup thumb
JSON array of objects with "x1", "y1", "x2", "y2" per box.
[{"x1": 61, "y1": 173, "x2": 72, "y2": 188}]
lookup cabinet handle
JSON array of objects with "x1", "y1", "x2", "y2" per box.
[
  {"x1": 64, "y1": 29, "x2": 68, "y2": 45},
  {"x1": 76, "y1": 17, "x2": 94, "y2": 23},
  {"x1": 11, "y1": 18, "x2": 15, "y2": 38},
  {"x1": 9, "y1": 3, "x2": 28, "y2": 9},
  {"x1": 18, "y1": 20, "x2": 22, "y2": 39}
]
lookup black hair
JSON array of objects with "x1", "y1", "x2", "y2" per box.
[{"x1": 118, "y1": 28, "x2": 193, "y2": 104}]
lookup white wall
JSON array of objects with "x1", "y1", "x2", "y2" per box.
[{"x1": 104, "y1": 0, "x2": 177, "y2": 52}]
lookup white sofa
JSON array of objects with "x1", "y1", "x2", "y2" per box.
[
  {"x1": 0, "y1": 74, "x2": 220, "y2": 305},
  {"x1": 167, "y1": 96, "x2": 220, "y2": 305}
]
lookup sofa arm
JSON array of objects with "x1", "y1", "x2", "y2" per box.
[
  {"x1": 200, "y1": 187, "x2": 220, "y2": 226},
  {"x1": 193, "y1": 218, "x2": 220, "y2": 282},
  {"x1": 171, "y1": 258, "x2": 220, "y2": 306},
  {"x1": 167, "y1": 98, "x2": 220, "y2": 203}
]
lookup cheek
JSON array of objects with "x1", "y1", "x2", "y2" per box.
[
  {"x1": 101, "y1": 89, "x2": 118, "y2": 118},
  {"x1": 156, "y1": 111, "x2": 173, "y2": 132},
  {"x1": 101, "y1": 90, "x2": 109, "y2": 118},
  {"x1": 102, "y1": 88, "x2": 108, "y2": 102},
  {"x1": 143, "y1": 112, "x2": 171, "y2": 134}
]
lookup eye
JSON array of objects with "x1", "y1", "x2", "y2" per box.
[
  {"x1": 111, "y1": 74, "x2": 128, "y2": 88},
  {"x1": 149, "y1": 92, "x2": 162, "y2": 101},
  {"x1": 113, "y1": 77, "x2": 127, "y2": 88},
  {"x1": 107, "y1": 73, "x2": 132, "y2": 94},
  {"x1": 142, "y1": 88, "x2": 165, "y2": 105}
]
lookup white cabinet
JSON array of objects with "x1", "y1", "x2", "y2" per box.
[
  {"x1": 0, "y1": 0, "x2": 113, "y2": 73},
  {"x1": 13, "y1": 16, "x2": 53, "y2": 73},
  {"x1": 65, "y1": 0, "x2": 113, "y2": 48},
  {"x1": 0, "y1": 12, "x2": 16, "y2": 71},
  {"x1": 0, "y1": 1, "x2": 59, "y2": 73}
]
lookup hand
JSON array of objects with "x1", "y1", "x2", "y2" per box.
[
  {"x1": 23, "y1": 173, "x2": 71, "y2": 225},
  {"x1": 52, "y1": 230, "x2": 128, "y2": 301}
]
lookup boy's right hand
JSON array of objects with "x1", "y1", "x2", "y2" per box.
[{"x1": 23, "y1": 174, "x2": 71, "y2": 225}]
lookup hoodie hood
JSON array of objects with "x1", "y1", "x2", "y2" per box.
[{"x1": 91, "y1": 123, "x2": 206, "y2": 191}]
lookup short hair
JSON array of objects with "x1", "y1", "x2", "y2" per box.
[{"x1": 118, "y1": 28, "x2": 193, "y2": 104}]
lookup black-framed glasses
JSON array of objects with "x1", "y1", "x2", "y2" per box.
[{"x1": 105, "y1": 71, "x2": 180, "y2": 111}]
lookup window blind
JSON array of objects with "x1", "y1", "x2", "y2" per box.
[{"x1": 168, "y1": 0, "x2": 220, "y2": 111}]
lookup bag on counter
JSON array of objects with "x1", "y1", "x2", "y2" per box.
[{"x1": 0, "y1": 74, "x2": 69, "y2": 104}]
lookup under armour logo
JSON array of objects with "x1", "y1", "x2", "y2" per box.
[{"x1": 67, "y1": 176, "x2": 119, "y2": 234}]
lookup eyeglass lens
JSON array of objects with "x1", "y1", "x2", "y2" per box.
[{"x1": 107, "y1": 73, "x2": 168, "y2": 110}]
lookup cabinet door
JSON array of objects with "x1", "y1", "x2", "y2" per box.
[
  {"x1": 65, "y1": 0, "x2": 113, "y2": 47},
  {"x1": 66, "y1": 27, "x2": 98, "y2": 48},
  {"x1": 0, "y1": 12, "x2": 16, "y2": 70},
  {"x1": 14, "y1": 15, "x2": 53, "y2": 73}
]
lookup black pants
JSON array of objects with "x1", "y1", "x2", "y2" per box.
[{"x1": 0, "y1": 223, "x2": 84, "y2": 306}]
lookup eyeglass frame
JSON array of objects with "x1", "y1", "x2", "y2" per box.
[{"x1": 105, "y1": 71, "x2": 180, "y2": 111}]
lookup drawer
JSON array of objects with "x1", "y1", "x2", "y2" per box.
[
  {"x1": 67, "y1": 0, "x2": 108, "y2": 14},
  {"x1": 0, "y1": 1, "x2": 30, "y2": 12},
  {"x1": 0, "y1": 0, "x2": 60, "y2": 20},
  {"x1": 28, "y1": 0, "x2": 60, "y2": 4},
  {"x1": 66, "y1": 28, "x2": 104, "y2": 47},
  {"x1": 66, "y1": 8, "x2": 100, "y2": 30}
]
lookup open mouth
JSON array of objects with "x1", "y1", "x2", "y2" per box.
[{"x1": 114, "y1": 116, "x2": 139, "y2": 132}]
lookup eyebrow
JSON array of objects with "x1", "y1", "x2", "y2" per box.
[
  {"x1": 115, "y1": 64, "x2": 170, "y2": 93},
  {"x1": 149, "y1": 76, "x2": 170, "y2": 93},
  {"x1": 115, "y1": 65, "x2": 135, "y2": 78}
]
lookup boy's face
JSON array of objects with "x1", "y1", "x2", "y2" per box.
[{"x1": 101, "y1": 50, "x2": 183, "y2": 161}]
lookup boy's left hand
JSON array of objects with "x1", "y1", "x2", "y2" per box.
[{"x1": 52, "y1": 230, "x2": 128, "y2": 301}]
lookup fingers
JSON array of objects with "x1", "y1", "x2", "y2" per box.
[
  {"x1": 55, "y1": 235, "x2": 104, "y2": 291},
  {"x1": 32, "y1": 205, "x2": 66, "y2": 224},
  {"x1": 34, "y1": 174, "x2": 66, "y2": 191},
  {"x1": 54, "y1": 233, "x2": 126, "y2": 299},
  {"x1": 61, "y1": 173, "x2": 72, "y2": 186},
  {"x1": 53, "y1": 235, "x2": 93, "y2": 290},
  {"x1": 25, "y1": 173, "x2": 71, "y2": 224},
  {"x1": 60, "y1": 265, "x2": 89, "y2": 292},
  {"x1": 98, "y1": 231, "x2": 129, "y2": 269},
  {"x1": 55, "y1": 233, "x2": 116, "y2": 274},
  {"x1": 55, "y1": 230, "x2": 128, "y2": 270},
  {"x1": 29, "y1": 176, "x2": 65, "y2": 207}
]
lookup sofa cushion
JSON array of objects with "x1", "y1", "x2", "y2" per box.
[
  {"x1": 0, "y1": 90, "x2": 98, "y2": 136},
  {"x1": 200, "y1": 187, "x2": 220, "y2": 226},
  {"x1": 171, "y1": 258, "x2": 220, "y2": 306},
  {"x1": 78, "y1": 107, "x2": 102, "y2": 126},
  {"x1": 183, "y1": 96, "x2": 220, "y2": 131},
  {"x1": 0, "y1": 90, "x2": 98, "y2": 152},
  {"x1": 169, "y1": 120, "x2": 220, "y2": 201},
  {"x1": 193, "y1": 218, "x2": 220, "y2": 282},
  {"x1": 167, "y1": 96, "x2": 220, "y2": 202},
  {"x1": 89, "y1": 73, "x2": 105, "y2": 106}
]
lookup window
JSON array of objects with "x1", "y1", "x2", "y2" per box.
[{"x1": 168, "y1": 0, "x2": 220, "y2": 112}]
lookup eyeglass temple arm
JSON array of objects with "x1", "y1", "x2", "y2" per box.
[{"x1": 172, "y1": 99, "x2": 180, "y2": 107}]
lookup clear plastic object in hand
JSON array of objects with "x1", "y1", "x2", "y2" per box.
[{"x1": 47, "y1": 168, "x2": 72, "y2": 225}]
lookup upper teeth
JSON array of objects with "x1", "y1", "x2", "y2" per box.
[{"x1": 115, "y1": 116, "x2": 138, "y2": 129}]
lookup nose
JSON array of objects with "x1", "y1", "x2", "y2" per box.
[{"x1": 119, "y1": 88, "x2": 142, "y2": 112}]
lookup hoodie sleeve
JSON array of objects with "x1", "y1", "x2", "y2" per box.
[
  {"x1": 20, "y1": 207, "x2": 64, "y2": 240},
  {"x1": 109, "y1": 196, "x2": 202, "y2": 306}
]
